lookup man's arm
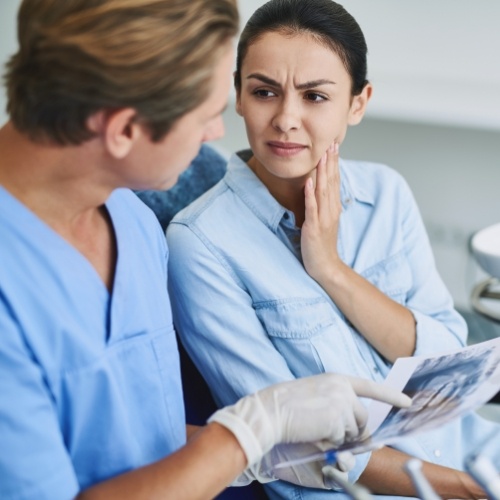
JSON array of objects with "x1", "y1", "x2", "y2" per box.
[
  {"x1": 78, "y1": 374, "x2": 411, "y2": 499},
  {"x1": 78, "y1": 423, "x2": 246, "y2": 500},
  {"x1": 186, "y1": 424, "x2": 202, "y2": 441}
]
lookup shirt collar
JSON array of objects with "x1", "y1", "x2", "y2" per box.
[
  {"x1": 224, "y1": 150, "x2": 374, "y2": 230},
  {"x1": 224, "y1": 151, "x2": 286, "y2": 231},
  {"x1": 338, "y1": 160, "x2": 374, "y2": 207}
]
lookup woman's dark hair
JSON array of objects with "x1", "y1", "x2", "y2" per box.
[{"x1": 235, "y1": 0, "x2": 368, "y2": 96}]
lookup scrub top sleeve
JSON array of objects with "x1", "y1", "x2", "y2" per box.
[
  {"x1": 167, "y1": 222, "x2": 295, "y2": 407},
  {"x1": 0, "y1": 299, "x2": 79, "y2": 500},
  {"x1": 398, "y1": 180, "x2": 467, "y2": 355}
]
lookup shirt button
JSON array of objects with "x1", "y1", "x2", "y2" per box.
[
  {"x1": 434, "y1": 449, "x2": 441, "y2": 458},
  {"x1": 344, "y1": 197, "x2": 352, "y2": 205}
]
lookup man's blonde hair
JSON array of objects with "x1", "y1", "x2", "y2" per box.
[{"x1": 5, "y1": 0, "x2": 239, "y2": 144}]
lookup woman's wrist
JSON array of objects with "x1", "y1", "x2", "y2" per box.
[{"x1": 317, "y1": 257, "x2": 349, "y2": 290}]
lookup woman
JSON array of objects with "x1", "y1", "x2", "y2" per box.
[{"x1": 167, "y1": 0, "x2": 498, "y2": 498}]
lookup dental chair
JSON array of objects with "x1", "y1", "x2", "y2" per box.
[{"x1": 136, "y1": 144, "x2": 269, "y2": 500}]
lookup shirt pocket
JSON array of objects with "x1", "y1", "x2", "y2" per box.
[
  {"x1": 361, "y1": 251, "x2": 412, "y2": 305},
  {"x1": 58, "y1": 326, "x2": 185, "y2": 488},
  {"x1": 254, "y1": 297, "x2": 364, "y2": 379}
]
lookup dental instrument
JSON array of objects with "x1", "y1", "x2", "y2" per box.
[{"x1": 404, "y1": 459, "x2": 441, "y2": 500}]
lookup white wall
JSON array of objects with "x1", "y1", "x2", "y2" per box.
[{"x1": 0, "y1": 0, "x2": 20, "y2": 126}]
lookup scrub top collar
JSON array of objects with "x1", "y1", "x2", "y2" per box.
[{"x1": 0, "y1": 185, "x2": 133, "y2": 344}]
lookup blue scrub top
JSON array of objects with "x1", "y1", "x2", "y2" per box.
[{"x1": 0, "y1": 187, "x2": 186, "y2": 500}]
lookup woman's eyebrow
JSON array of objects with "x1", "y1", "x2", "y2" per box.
[
  {"x1": 296, "y1": 79, "x2": 336, "y2": 90},
  {"x1": 246, "y1": 73, "x2": 336, "y2": 89},
  {"x1": 246, "y1": 73, "x2": 281, "y2": 87}
]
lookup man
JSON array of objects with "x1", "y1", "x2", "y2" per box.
[{"x1": 0, "y1": 1, "x2": 410, "y2": 498}]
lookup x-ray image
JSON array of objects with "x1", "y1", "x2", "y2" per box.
[
  {"x1": 373, "y1": 345, "x2": 496, "y2": 441},
  {"x1": 337, "y1": 337, "x2": 500, "y2": 454}
]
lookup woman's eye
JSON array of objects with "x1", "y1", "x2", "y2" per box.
[
  {"x1": 305, "y1": 92, "x2": 327, "y2": 102},
  {"x1": 253, "y1": 89, "x2": 276, "y2": 98}
]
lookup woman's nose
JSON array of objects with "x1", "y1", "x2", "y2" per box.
[{"x1": 271, "y1": 97, "x2": 301, "y2": 133}]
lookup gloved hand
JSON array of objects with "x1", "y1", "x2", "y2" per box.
[
  {"x1": 208, "y1": 373, "x2": 411, "y2": 466},
  {"x1": 232, "y1": 441, "x2": 356, "y2": 490}
]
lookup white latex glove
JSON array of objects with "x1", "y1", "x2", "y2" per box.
[
  {"x1": 208, "y1": 373, "x2": 411, "y2": 466},
  {"x1": 232, "y1": 441, "x2": 356, "y2": 490}
]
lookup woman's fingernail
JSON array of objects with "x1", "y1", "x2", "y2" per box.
[{"x1": 334, "y1": 142, "x2": 339, "y2": 154}]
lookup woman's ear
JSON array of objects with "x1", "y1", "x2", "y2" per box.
[
  {"x1": 348, "y1": 83, "x2": 372, "y2": 126},
  {"x1": 235, "y1": 95, "x2": 243, "y2": 116},
  {"x1": 234, "y1": 73, "x2": 243, "y2": 116},
  {"x1": 88, "y1": 108, "x2": 142, "y2": 159}
]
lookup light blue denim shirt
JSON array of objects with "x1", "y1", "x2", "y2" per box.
[{"x1": 167, "y1": 152, "x2": 497, "y2": 499}]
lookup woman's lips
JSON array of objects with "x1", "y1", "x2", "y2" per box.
[{"x1": 267, "y1": 141, "x2": 307, "y2": 157}]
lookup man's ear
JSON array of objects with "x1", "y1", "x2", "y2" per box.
[
  {"x1": 87, "y1": 108, "x2": 142, "y2": 159},
  {"x1": 348, "y1": 83, "x2": 372, "y2": 126}
]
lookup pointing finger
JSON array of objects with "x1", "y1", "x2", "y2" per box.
[{"x1": 345, "y1": 375, "x2": 412, "y2": 409}]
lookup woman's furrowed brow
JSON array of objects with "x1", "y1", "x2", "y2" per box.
[
  {"x1": 247, "y1": 73, "x2": 280, "y2": 87},
  {"x1": 246, "y1": 73, "x2": 336, "y2": 89},
  {"x1": 295, "y1": 79, "x2": 336, "y2": 90}
]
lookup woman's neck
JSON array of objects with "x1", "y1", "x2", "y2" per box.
[{"x1": 247, "y1": 155, "x2": 309, "y2": 227}]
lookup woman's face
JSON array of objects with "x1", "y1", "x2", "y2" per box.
[{"x1": 236, "y1": 31, "x2": 371, "y2": 181}]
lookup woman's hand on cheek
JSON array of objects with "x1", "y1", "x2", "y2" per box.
[{"x1": 301, "y1": 143, "x2": 343, "y2": 282}]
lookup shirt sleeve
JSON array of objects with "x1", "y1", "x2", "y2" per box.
[
  {"x1": 167, "y1": 222, "x2": 296, "y2": 405},
  {"x1": 0, "y1": 297, "x2": 79, "y2": 500},
  {"x1": 398, "y1": 178, "x2": 468, "y2": 355},
  {"x1": 166, "y1": 222, "x2": 372, "y2": 484}
]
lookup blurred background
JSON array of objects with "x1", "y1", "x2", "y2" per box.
[{"x1": 1, "y1": 0, "x2": 499, "y2": 335}]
